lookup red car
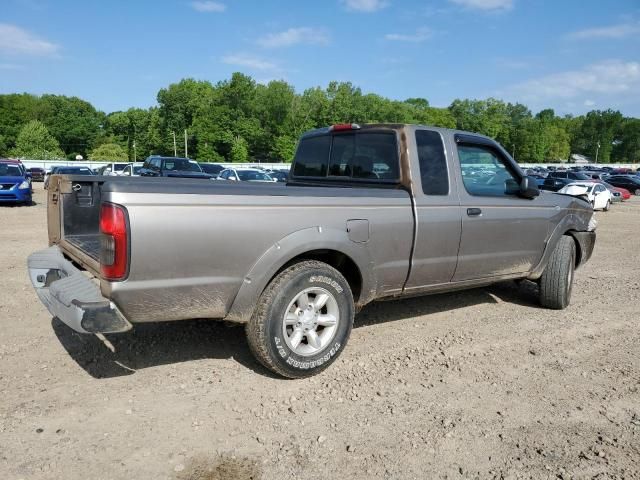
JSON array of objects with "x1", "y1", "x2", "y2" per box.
[
  {"x1": 615, "y1": 187, "x2": 631, "y2": 201},
  {"x1": 603, "y1": 182, "x2": 631, "y2": 201}
]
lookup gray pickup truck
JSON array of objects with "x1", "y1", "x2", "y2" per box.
[{"x1": 28, "y1": 123, "x2": 596, "y2": 378}]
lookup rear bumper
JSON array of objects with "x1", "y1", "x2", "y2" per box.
[
  {"x1": 27, "y1": 246, "x2": 132, "y2": 334},
  {"x1": 572, "y1": 230, "x2": 596, "y2": 267}
]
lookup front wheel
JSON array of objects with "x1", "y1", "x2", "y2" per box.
[
  {"x1": 246, "y1": 260, "x2": 354, "y2": 378},
  {"x1": 603, "y1": 200, "x2": 610, "y2": 211},
  {"x1": 539, "y1": 236, "x2": 576, "y2": 310}
]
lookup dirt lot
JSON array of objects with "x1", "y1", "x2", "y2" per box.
[{"x1": 1, "y1": 183, "x2": 639, "y2": 480}]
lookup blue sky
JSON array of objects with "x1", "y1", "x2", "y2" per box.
[{"x1": 1, "y1": 0, "x2": 639, "y2": 116}]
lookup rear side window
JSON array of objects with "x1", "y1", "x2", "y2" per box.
[
  {"x1": 293, "y1": 132, "x2": 399, "y2": 181},
  {"x1": 293, "y1": 136, "x2": 331, "y2": 177},
  {"x1": 416, "y1": 130, "x2": 448, "y2": 195},
  {"x1": 329, "y1": 133, "x2": 399, "y2": 180}
]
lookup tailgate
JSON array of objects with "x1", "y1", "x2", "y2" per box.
[{"x1": 48, "y1": 175, "x2": 105, "y2": 276}]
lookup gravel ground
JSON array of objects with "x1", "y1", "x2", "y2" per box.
[{"x1": 1, "y1": 183, "x2": 639, "y2": 480}]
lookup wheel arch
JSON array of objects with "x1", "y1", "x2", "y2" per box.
[
  {"x1": 224, "y1": 227, "x2": 375, "y2": 323},
  {"x1": 528, "y1": 212, "x2": 592, "y2": 280}
]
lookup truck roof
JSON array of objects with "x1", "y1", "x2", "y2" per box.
[{"x1": 300, "y1": 123, "x2": 495, "y2": 143}]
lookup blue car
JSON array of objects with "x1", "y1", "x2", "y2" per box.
[{"x1": 0, "y1": 161, "x2": 33, "y2": 204}]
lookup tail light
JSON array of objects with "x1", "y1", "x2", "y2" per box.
[{"x1": 100, "y1": 202, "x2": 128, "y2": 280}]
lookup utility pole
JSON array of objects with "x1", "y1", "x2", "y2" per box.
[
  {"x1": 172, "y1": 131, "x2": 177, "y2": 157},
  {"x1": 595, "y1": 141, "x2": 601, "y2": 164},
  {"x1": 133, "y1": 124, "x2": 137, "y2": 162},
  {"x1": 184, "y1": 129, "x2": 188, "y2": 158}
]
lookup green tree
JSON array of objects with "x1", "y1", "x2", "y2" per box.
[
  {"x1": 11, "y1": 120, "x2": 64, "y2": 159},
  {"x1": 272, "y1": 135, "x2": 297, "y2": 162},
  {"x1": 613, "y1": 118, "x2": 640, "y2": 163},
  {"x1": 89, "y1": 142, "x2": 128, "y2": 161},
  {"x1": 37, "y1": 95, "x2": 105, "y2": 157},
  {"x1": 229, "y1": 136, "x2": 249, "y2": 163},
  {"x1": 572, "y1": 109, "x2": 623, "y2": 163}
]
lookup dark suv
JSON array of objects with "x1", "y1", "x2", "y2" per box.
[
  {"x1": 139, "y1": 156, "x2": 213, "y2": 179},
  {"x1": 548, "y1": 171, "x2": 592, "y2": 181},
  {"x1": 605, "y1": 175, "x2": 640, "y2": 195}
]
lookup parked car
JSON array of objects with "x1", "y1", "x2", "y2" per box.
[
  {"x1": 0, "y1": 160, "x2": 32, "y2": 204},
  {"x1": 605, "y1": 175, "x2": 640, "y2": 195},
  {"x1": 558, "y1": 182, "x2": 612, "y2": 211},
  {"x1": 98, "y1": 162, "x2": 129, "y2": 176},
  {"x1": 198, "y1": 163, "x2": 225, "y2": 179},
  {"x1": 27, "y1": 124, "x2": 596, "y2": 378},
  {"x1": 610, "y1": 168, "x2": 634, "y2": 175},
  {"x1": 139, "y1": 156, "x2": 213, "y2": 179},
  {"x1": 539, "y1": 177, "x2": 574, "y2": 192},
  {"x1": 218, "y1": 168, "x2": 275, "y2": 182},
  {"x1": 44, "y1": 166, "x2": 62, "y2": 189},
  {"x1": 28, "y1": 167, "x2": 45, "y2": 182},
  {"x1": 548, "y1": 171, "x2": 593, "y2": 181},
  {"x1": 121, "y1": 163, "x2": 144, "y2": 177},
  {"x1": 268, "y1": 170, "x2": 289, "y2": 182},
  {"x1": 605, "y1": 183, "x2": 631, "y2": 201}
]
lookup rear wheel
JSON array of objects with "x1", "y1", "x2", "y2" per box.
[
  {"x1": 539, "y1": 236, "x2": 576, "y2": 310},
  {"x1": 246, "y1": 260, "x2": 354, "y2": 378}
]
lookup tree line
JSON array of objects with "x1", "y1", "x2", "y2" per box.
[{"x1": 0, "y1": 72, "x2": 638, "y2": 163}]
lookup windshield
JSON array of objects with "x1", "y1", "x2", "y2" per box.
[
  {"x1": 237, "y1": 170, "x2": 272, "y2": 181},
  {"x1": 0, "y1": 164, "x2": 23, "y2": 177},
  {"x1": 113, "y1": 164, "x2": 127, "y2": 171},
  {"x1": 574, "y1": 173, "x2": 590, "y2": 180},
  {"x1": 163, "y1": 159, "x2": 202, "y2": 172}
]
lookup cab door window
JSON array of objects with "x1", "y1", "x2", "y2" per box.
[{"x1": 457, "y1": 144, "x2": 520, "y2": 197}]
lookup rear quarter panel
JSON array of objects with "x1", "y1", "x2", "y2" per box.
[{"x1": 103, "y1": 187, "x2": 413, "y2": 323}]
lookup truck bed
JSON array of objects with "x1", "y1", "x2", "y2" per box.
[{"x1": 65, "y1": 234, "x2": 101, "y2": 262}]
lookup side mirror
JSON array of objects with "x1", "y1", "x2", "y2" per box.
[{"x1": 519, "y1": 176, "x2": 540, "y2": 199}]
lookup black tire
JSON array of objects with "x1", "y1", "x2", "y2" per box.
[
  {"x1": 539, "y1": 235, "x2": 576, "y2": 310},
  {"x1": 603, "y1": 200, "x2": 610, "y2": 211},
  {"x1": 246, "y1": 260, "x2": 354, "y2": 378}
]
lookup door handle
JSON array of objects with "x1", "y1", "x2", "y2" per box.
[{"x1": 467, "y1": 208, "x2": 482, "y2": 217}]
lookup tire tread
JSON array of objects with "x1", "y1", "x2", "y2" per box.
[
  {"x1": 246, "y1": 260, "x2": 351, "y2": 379},
  {"x1": 539, "y1": 235, "x2": 575, "y2": 309}
]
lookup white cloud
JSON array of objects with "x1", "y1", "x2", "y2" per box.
[
  {"x1": 190, "y1": 1, "x2": 226, "y2": 12},
  {"x1": 567, "y1": 21, "x2": 640, "y2": 40},
  {"x1": 0, "y1": 23, "x2": 59, "y2": 56},
  {"x1": 509, "y1": 60, "x2": 640, "y2": 101},
  {"x1": 257, "y1": 27, "x2": 330, "y2": 48},
  {"x1": 584, "y1": 99, "x2": 596, "y2": 107},
  {"x1": 384, "y1": 28, "x2": 433, "y2": 43},
  {"x1": 449, "y1": 0, "x2": 513, "y2": 11},
  {"x1": 340, "y1": 0, "x2": 389, "y2": 12},
  {"x1": 221, "y1": 53, "x2": 277, "y2": 71}
]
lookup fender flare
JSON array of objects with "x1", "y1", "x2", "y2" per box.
[
  {"x1": 224, "y1": 226, "x2": 377, "y2": 323},
  {"x1": 528, "y1": 213, "x2": 585, "y2": 280}
]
